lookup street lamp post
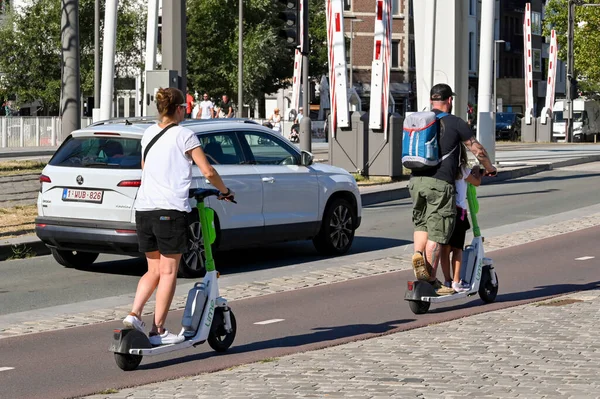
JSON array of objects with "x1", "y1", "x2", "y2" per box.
[
  {"x1": 348, "y1": 18, "x2": 363, "y2": 89},
  {"x1": 494, "y1": 40, "x2": 505, "y2": 113},
  {"x1": 238, "y1": 0, "x2": 243, "y2": 118}
]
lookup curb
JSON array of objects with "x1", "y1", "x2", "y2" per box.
[
  {"x1": 2, "y1": 155, "x2": 600, "y2": 262},
  {"x1": 0, "y1": 149, "x2": 57, "y2": 159}
]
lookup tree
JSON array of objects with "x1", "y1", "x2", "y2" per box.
[
  {"x1": 186, "y1": 0, "x2": 293, "y2": 108},
  {"x1": 544, "y1": 0, "x2": 600, "y2": 95},
  {"x1": 0, "y1": 0, "x2": 145, "y2": 115}
]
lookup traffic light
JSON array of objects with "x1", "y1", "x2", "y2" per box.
[
  {"x1": 570, "y1": 77, "x2": 579, "y2": 99},
  {"x1": 278, "y1": 0, "x2": 299, "y2": 48}
]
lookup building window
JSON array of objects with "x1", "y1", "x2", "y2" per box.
[
  {"x1": 391, "y1": 40, "x2": 400, "y2": 68},
  {"x1": 533, "y1": 49, "x2": 542, "y2": 72},
  {"x1": 469, "y1": 0, "x2": 475, "y2": 16},
  {"x1": 409, "y1": 38, "x2": 415, "y2": 69},
  {"x1": 469, "y1": 32, "x2": 474, "y2": 71},
  {"x1": 129, "y1": 98, "x2": 136, "y2": 117},
  {"x1": 392, "y1": 0, "x2": 400, "y2": 15},
  {"x1": 532, "y1": 12, "x2": 542, "y2": 35},
  {"x1": 344, "y1": 0, "x2": 351, "y2": 11},
  {"x1": 118, "y1": 98, "x2": 125, "y2": 118}
]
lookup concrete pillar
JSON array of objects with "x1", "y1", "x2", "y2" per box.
[
  {"x1": 162, "y1": 0, "x2": 187, "y2": 92},
  {"x1": 476, "y1": 0, "x2": 496, "y2": 163},
  {"x1": 100, "y1": 0, "x2": 118, "y2": 120},
  {"x1": 413, "y1": 0, "x2": 469, "y2": 120}
]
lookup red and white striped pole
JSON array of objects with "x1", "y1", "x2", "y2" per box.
[
  {"x1": 523, "y1": 3, "x2": 534, "y2": 125},
  {"x1": 541, "y1": 29, "x2": 557, "y2": 124},
  {"x1": 326, "y1": 0, "x2": 349, "y2": 137},
  {"x1": 291, "y1": 1, "x2": 304, "y2": 114},
  {"x1": 368, "y1": 0, "x2": 392, "y2": 139}
]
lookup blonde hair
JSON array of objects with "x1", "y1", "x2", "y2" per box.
[{"x1": 155, "y1": 87, "x2": 184, "y2": 119}]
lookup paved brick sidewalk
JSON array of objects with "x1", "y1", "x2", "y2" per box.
[
  {"x1": 85, "y1": 290, "x2": 600, "y2": 398},
  {"x1": 3, "y1": 212, "x2": 600, "y2": 340}
]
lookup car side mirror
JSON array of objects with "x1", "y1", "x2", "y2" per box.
[{"x1": 300, "y1": 150, "x2": 314, "y2": 166}]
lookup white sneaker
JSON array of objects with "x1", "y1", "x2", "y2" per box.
[
  {"x1": 452, "y1": 281, "x2": 470, "y2": 293},
  {"x1": 123, "y1": 314, "x2": 145, "y2": 333},
  {"x1": 149, "y1": 330, "x2": 185, "y2": 346}
]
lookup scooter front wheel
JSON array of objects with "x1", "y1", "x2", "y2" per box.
[
  {"x1": 478, "y1": 266, "x2": 498, "y2": 303},
  {"x1": 208, "y1": 308, "x2": 237, "y2": 352},
  {"x1": 408, "y1": 300, "x2": 430, "y2": 315},
  {"x1": 114, "y1": 353, "x2": 143, "y2": 371}
]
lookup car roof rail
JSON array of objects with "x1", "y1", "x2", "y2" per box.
[
  {"x1": 89, "y1": 117, "x2": 157, "y2": 127},
  {"x1": 182, "y1": 118, "x2": 260, "y2": 125}
]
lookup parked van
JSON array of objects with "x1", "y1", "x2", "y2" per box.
[{"x1": 553, "y1": 99, "x2": 600, "y2": 142}]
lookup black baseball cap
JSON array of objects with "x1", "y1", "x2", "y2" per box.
[{"x1": 430, "y1": 84, "x2": 456, "y2": 101}]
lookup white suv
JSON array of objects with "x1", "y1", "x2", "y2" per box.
[{"x1": 35, "y1": 119, "x2": 362, "y2": 277}]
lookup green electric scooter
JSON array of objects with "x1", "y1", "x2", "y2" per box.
[{"x1": 110, "y1": 188, "x2": 237, "y2": 371}]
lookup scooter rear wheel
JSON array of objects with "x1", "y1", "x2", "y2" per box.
[
  {"x1": 114, "y1": 353, "x2": 143, "y2": 371},
  {"x1": 208, "y1": 308, "x2": 237, "y2": 352},
  {"x1": 478, "y1": 266, "x2": 498, "y2": 303},
  {"x1": 408, "y1": 300, "x2": 430, "y2": 315}
]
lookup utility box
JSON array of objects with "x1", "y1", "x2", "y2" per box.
[
  {"x1": 144, "y1": 70, "x2": 179, "y2": 117},
  {"x1": 521, "y1": 117, "x2": 537, "y2": 143},
  {"x1": 328, "y1": 111, "x2": 368, "y2": 174},
  {"x1": 365, "y1": 113, "x2": 404, "y2": 178},
  {"x1": 536, "y1": 117, "x2": 553, "y2": 142}
]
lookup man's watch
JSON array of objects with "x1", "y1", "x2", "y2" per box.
[{"x1": 222, "y1": 188, "x2": 231, "y2": 196}]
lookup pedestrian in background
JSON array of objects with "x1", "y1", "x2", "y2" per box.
[
  {"x1": 196, "y1": 93, "x2": 214, "y2": 119},
  {"x1": 216, "y1": 95, "x2": 234, "y2": 118},
  {"x1": 269, "y1": 108, "x2": 282, "y2": 135},
  {"x1": 185, "y1": 87, "x2": 194, "y2": 119}
]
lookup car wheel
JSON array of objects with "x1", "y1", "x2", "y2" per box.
[
  {"x1": 510, "y1": 129, "x2": 518, "y2": 141},
  {"x1": 50, "y1": 248, "x2": 99, "y2": 268},
  {"x1": 313, "y1": 198, "x2": 356, "y2": 256},
  {"x1": 179, "y1": 217, "x2": 208, "y2": 279}
]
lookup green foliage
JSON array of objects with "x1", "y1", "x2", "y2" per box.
[
  {"x1": 544, "y1": 0, "x2": 600, "y2": 94},
  {"x1": 0, "y1": 0, "x2": 145, "y2": 115},
  {"x1": 8, "y1": 244, "x2": 35, "y2": 260},
  {"x1": 186, "y1": 0, "x2": 293, "y2": 105}
]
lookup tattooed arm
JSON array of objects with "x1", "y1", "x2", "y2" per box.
[{"x1": 463, "y1": 136, "x2": 497, "y2": 174}]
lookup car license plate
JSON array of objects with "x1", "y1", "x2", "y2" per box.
[{"x1": 62, "y1": 188, "x2": 104, "y2": 203}]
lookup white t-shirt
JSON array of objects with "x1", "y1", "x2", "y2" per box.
[
  {"x1": 455, "y1": 165, "x2": 471, "y2": 210},
  {"x1": 199, "y1": 100, "x2": 214, "y2": 119},
  {"x1": 135, "y1": 124, "x2": 200, "y2": 213}
]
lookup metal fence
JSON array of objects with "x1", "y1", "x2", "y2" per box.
[{"x1": 0, "y1": 117, "x2": 93, "y2": 148}]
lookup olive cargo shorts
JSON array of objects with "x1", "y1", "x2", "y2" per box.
[{"x1": 408, "y1": 176, "x2": 457, "y2": 245}]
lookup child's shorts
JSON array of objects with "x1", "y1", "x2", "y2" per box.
[{"x1": 449, "y1": 206, "x2": 471, "y2": 250}]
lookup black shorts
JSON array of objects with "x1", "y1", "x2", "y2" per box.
[
  {"x1": 136, "y1": 210, "x2": 190, "y2": 255},
  {"x1": 448, "y1": 207, "x2": 471, "y2": 250}
]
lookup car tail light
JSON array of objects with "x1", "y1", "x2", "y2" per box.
[
  {"x1": 36, "y1": 224, "x2": 47, "y2": 228},
  {"x1": 39, "y1": 174, "x2": 51, "y2": 192},
  {"x1": 115, "y1": 229, "x2": 136, "y2": 234},
  {"x1": 117, "y1": 180, "x2": 141, "y2": 187},
  {"x1": 407, "y1": 281, "x2": 414, "y2": 291}
]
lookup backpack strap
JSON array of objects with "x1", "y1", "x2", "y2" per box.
[
  {"x1": 435, "y1": 112, "x2": 456, "y2": 161},
  {"x1": 142, "y1": 123, "x2": 178, "y2": 163}
]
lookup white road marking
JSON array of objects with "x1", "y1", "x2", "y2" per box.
[
  {"x1": 254, "y1": 319, "x2": 285, "y2": 325},
  {"x1": 0, "y1": 367, "x2": 14, "y2": 372},
  {"x1": 575, "y1": 256, "x2": 595, "y2": 261}
]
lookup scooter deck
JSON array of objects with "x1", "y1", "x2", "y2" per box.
[
  {"x1": 129, "y1": 337, "x2": 203, "y2": 356},
  {"x1": 421, "y1": 289, "x2": 477, "y2": 303}
]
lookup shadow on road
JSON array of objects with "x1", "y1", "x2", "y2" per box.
[
  {"x1": 505, "y1": 172, "x2": 600, "y2": 185},
  {"x1": 477, "y1": 188, "x2": 560, "y2": 199},
  {"x1": 70, "y1": 237, "x2": 411, "y2": 277},
  {"x1": 138, "y1": 318, "x2": 414, "y2": 370}
]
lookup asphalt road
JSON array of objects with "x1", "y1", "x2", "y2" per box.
[
  {"x1": 2, "y1": 163, "x2": 600, "y2": 316},
  {"x1": 2, "y1": 224, "x2": 600, "y2": 399}
]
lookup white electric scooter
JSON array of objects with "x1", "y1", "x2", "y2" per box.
[
  {"x1": 404, "y1": 182, "x2": 499, "y2": 314},
  {"x1": 110, "y1": 189, "x2": 237, "y2": 371}
]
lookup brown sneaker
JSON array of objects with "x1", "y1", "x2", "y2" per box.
[
  {"x1": 412, "y1": 252, "x2": 432, "y2": 281},
  {"x1": 436, "y1": 285, "x2": 456, "y2": 296}
]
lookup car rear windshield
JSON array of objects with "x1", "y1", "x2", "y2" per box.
[{"x1": 49, "y1": 136, "x2": 142, "y2": 169}]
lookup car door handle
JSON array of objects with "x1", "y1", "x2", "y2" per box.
[{"x1": 262, "y1": 177, "x2": 275, "y2": 183}]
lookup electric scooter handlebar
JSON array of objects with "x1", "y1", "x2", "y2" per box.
[{"x1": 189, "y1": 188, "x2": 237, "y2": 203}]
